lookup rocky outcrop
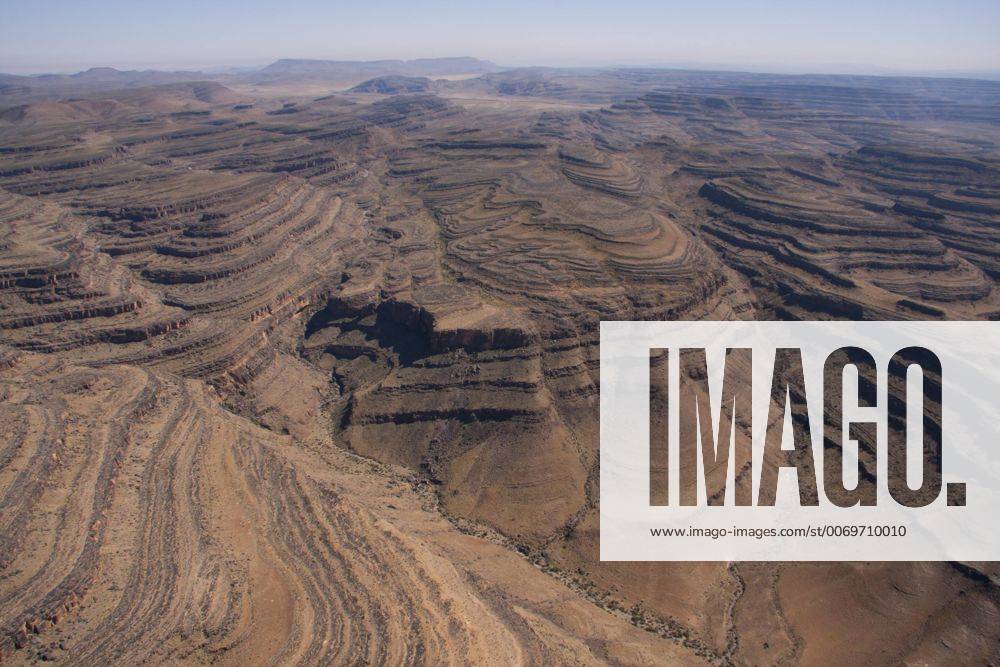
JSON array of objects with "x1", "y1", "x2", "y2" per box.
[
  {"x1": 0, "y1": 67, "x2": 998, "y2": 666},
  {"x1": 349, "y1": 75, "x2": 432, "y2": 94}
]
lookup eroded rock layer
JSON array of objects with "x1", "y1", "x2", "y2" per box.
[
  {"x1": 1, "y1": 68, "x2": 998, "y2": 665},
  {"x1": 1, "y1": 350, "x2": 697, "y2": 664}
]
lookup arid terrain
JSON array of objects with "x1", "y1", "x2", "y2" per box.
[{"x1": 0, "y1": 58, "x2": 998, "y2": 665}]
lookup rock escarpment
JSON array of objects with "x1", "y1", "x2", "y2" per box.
[{"x1": 1, "y1": 71, "x2": 998, "y2": 665}]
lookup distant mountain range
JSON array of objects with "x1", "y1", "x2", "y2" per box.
[
  {"x1": 256, "y1": 57, "x2": 498, "y2": 79},
  {"x1": 0, "y1": 57, "x2": 501, "y2": 104},
  {"x1": 3, "y1": 57, "x2": 999, "y2": 112}
]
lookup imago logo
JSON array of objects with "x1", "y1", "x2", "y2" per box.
[{"x1": 599, "y1": 322, "x2": 1000, "y2": 561}]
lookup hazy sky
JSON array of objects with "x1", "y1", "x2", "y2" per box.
[{"x1": 1, "y1": 0, "x2": 998, "y2": 75}]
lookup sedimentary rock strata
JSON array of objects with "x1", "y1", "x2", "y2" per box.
[
  {"x1": 0, "y1": 66, "x2": 998, "y2": 664},
  {"x1": 1, "y1": 350, "x2": 698, "y2": 664}
]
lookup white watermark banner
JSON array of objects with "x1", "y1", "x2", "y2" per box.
[{"x1": 600, "y1": 321, "x2": 1000, "y2": 561}]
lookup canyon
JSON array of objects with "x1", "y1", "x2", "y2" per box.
[{"x1": 0, "y1": 59, "x2": 998, "y2": 664}]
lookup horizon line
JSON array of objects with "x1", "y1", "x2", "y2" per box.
[{"x1": 3, "y1": 56, "x2": 999, "y2": 82}]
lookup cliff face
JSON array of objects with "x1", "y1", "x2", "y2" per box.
[{"x1": 0, "y1": 70, "x2": 998, "y2": 664}]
